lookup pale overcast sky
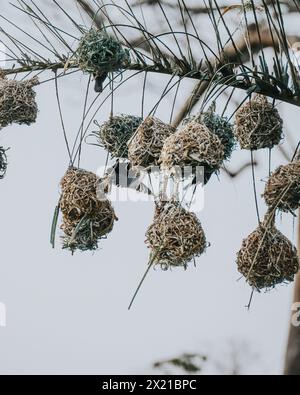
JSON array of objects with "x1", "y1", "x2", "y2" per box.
[{"x1": 0, "y1": 0, "x2": 299, "y2": 374}]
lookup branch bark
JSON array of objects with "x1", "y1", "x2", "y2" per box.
[
  {"x1": 132, "y1": 0, "x2": 300, "y2": 14},
  {"x1": 284, "y1": 211, "x2": 300, "y2": 375}
]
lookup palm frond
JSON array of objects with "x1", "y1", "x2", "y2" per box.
[{"x1": 0, "y1": 0, "x2": 300, "y2": 111}]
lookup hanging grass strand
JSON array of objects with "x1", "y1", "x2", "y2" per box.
[{"x1": 50, "y1": 203, "x2": 60, "y2": 249}]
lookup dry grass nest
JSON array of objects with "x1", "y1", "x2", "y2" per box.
[
  {"x1": 0, "y1": 146, "x2": 8, "y2": 179},
  {"x1": 234, "y1": 95, "x2": 283, "y2": 150},
  {"x1": 76, "y1": 28, "x2": 130, "y2": 76},
  {"x1": 0, "y1": 76, "x2": 39, "y2": 128},
  {"x1": 263, "y1": 160, "x2": 300, "y2": 213},
  {"x1": 145, "y1": 201, "x2": 207, "y2": 269},
  {"x1": 60, "y1": 168, "x2": 117, "y2": 253},
  {"x1": 236, "y1": 213, "x2": 299, "y2": 290},
  {"x1": 97, "y1": 114, "x2": 142, "y2": 158},
  {"x1": 183, "y1": 111, "x2": 235, "y2": 161},
  {"x1": 160, "y1": 121, "x2": 224, "y2": 171},
  {"x1": 128, "y1": 116, "x2": 175, "y2": 168}
]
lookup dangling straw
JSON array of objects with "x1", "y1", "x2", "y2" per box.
[
  {"x1": 251, "y1": 149, "x2": 260, "y2": 224},
  {"x1": 50, "y1": 200, "x2": 61, "y2": 249},
  {"x1": 128, "y1": 202, "x2": 186, "y2": 310},
  {"x1": 128, "y1": 245, "x2": 162, "y2": 310},
  {"x1": 246, "y1": 288, "x2": 255, "y2": 310}
]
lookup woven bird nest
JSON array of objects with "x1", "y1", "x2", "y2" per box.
[
  {"x1": 160, "y1": 121, "x2": 224, "y2": 171},
  {"x1": 97, "y1": 115, "x2": 142, "y2": 158},
  {"x1": 128, "y1": 116, "x2": 175, "y2": 168},
  {"x1": 145, "y1": 201, "x2": 207, "y2": 269},
  {"x1": 77, "y1": 28, "x2": 130, "y2": 76},
  {"x1": 0, "y1": 76, "x2": 38, "y2": 128},
  {"x1": 234, "y1": 95, "x2": 283, "y2": 150},
  {"x1": 60, "y1": 168, "x2": 117, "y2": 253},
  {"x1": 263, "y1": 161, "x2": 300, "y2": 213},
  {"x1": 61, "y1": 207, "x2": 116, "y2": 252},
  {"x1": 236, "y1": 213, "x2": 299, "y2": 290},
  {"x1": 183, "y1": 111, "x2": 235, "y2": 161},
  {"x1": 0, "y1": 146, "x2": 8, "y2": 179}
]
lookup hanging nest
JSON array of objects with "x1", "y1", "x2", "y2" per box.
[
  {"x1": 263, "y1": 160, "x2": 300, "y2": 213},
  {"x1": 234, "y1": 95, "x2": 283, "y2": 150},
  {"x1": 160, "y1": 121, "x2": 224, "y2": 172},
  {"x1": 183, "y1": 111, "x2": 235, "y2": 161},
  {"x1": 0, "y1": 75, "x2": 39, "y2": 128},
  {"x1": 60, "y1": 168, "x2": 117, "y2": 253},
  {"x1": 145, "y1": 201, "x2": 207, "y2": 269},
  {"x1": 128, "y1": 116, "x2": 176, "y2": 168},
  {"x1": 97, "y1": 115, "x2": 142, "y2": 158},
  {"x1": 61, "y1": 208, "x2": 116, "y2": 253},
  {"x1": 236, "y1": 212, "x2": 299, "y2": 290},
  {"x1": 76, "y1": 28, "x2": 130, "y2": 76},
  {"x1": 0, "y1": 146, "x2": 8, "y2": 179}
]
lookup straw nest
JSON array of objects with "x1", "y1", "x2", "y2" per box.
[
  {"x1": 145, "y1": 201, "x2": 207, "y2": 269},
  {"x1": 60, "y1": 168, "x2": 117, "y2": 253},
  {"x1": 0, "y1": 146, "x2": 8, "y2": 179},
  {"x1": 160, "y1": 121, "x2": 224, "y2": 171},
  {"x1": 128, "y1": 116, "x2": 176, "y2": 168},
  {"x1": 0, "y1": 76, "x2": 39, "y2": 128},
  {"x1": 263, "y1": 161, "x2": 300, "y2": 213},
  {"x1": 236, "y1": 212, "x2": 299, "y2": 290},
  {"x1": 234, "y1": 95, "x2": 283, "y2": 150},
  {"x1": 183, "y1": 112, "x2": 235, "y2": 161},
  {"x1": 77, "y1": 28, "x2": 130, "y2": 76},
  {"x1": 97, "y1": 115, "x2": 142, "y2": 158}
]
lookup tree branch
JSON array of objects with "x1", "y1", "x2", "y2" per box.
[
  {"x1": 2, "y1": 53, "x2": 300, "y2": 109},
  {"x1": 173, "y1": 25, "x2": 300, "y2": 127}
]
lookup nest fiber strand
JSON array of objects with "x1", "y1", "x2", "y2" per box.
[
  {"x1": 98, "y1": 115, "x2": 142, "y2": 158},
  {"x1": 236, "y1": 213, "x2": 299, "y2": 290},
  {"x1": 234, "y1": 95, "x2": 283, "y2": 150},
  {"x1": 263, "y1": 161, "x2": 300, "y2": 213},
  {"x1": 0, "y1": 76, "x2": 38, "y2": 128},
  {"x1": 160, "y1": 121, "x2": 224, "y2": 171},
  {"x1": 128, "y1": 116, "x2": 175, "y2": 168},
  {"x1": 145, "y1": 202, "x2": 207, "y2": 269},
  {"x1": 60, "y1": 168, "x2": 116, "y2": 253},
  {"x1": 77, "y1": 29, "x2": 130, "y2": 76},
  {"x1": 0, "y1": 146, "x2": 8, "y2": 179}
]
